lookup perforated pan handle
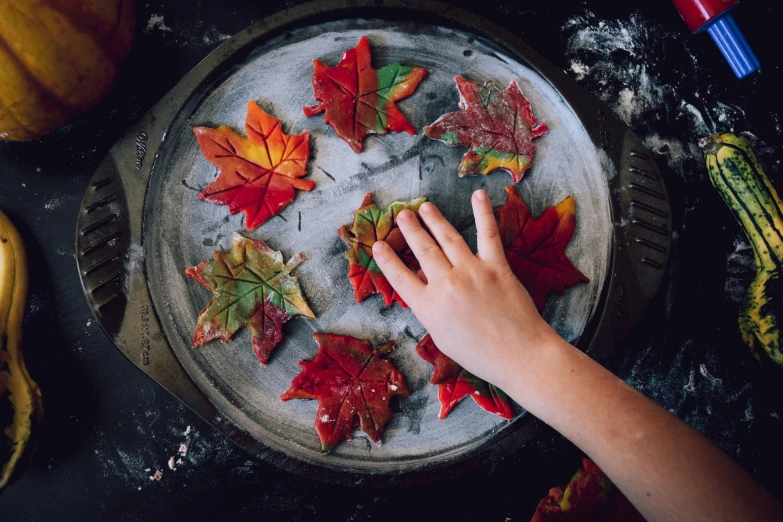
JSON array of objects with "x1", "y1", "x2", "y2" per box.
[{"x1": 73, "y1": 33, "x2": 269, "y2": 422}]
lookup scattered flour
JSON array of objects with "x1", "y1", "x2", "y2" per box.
[
  {"x1": 569, "y1": 60, "x2": 590, "y2": 81},
  {"x1": 143, "y1": 14, "x2": 232, "y2": 48},
  {"x1": 683, "y1": 371, "x2": 695, "y2": 393},
  {"x1": 642, "y1": 132, "x2": 702, "y2": 179},
  {"x1": 27, "y1": 294, "x2": 43, "y2": 315},
  {"x1": 202, "y1": 26, "x2": 232, "y2": 46},
  {"x1": 698, "y1": 364, "x2": 723, "y2": 385},
  {"x1": 97, "y1": 422, "x2": 198, "y2": 488},
  {"x1": 724, "y1": 234, "x2": 754, "y2": 303},
  {"x1": 680, "y1": 101, "x2": 710, "y2": 136},
  {"x1": 563, "y1": 12, "x2": 642, "y2": 57},
  {"x1": 43, "y1": 198, "x2": 63, "y2": 211},
  {"x1": 561, "y1": 8, "x2": 767, "y2": 186},
  {"x1": 123, "y1": 243, "x2": 145, "y2": 294},
  {"x1": 615, "y1": 88, "x2": 636, "y2": 125},
  {"x1": 563, "y1": 12, "x2": 674, "y2": 127},
  {"x1": 43, "y1": 192, "x2": 74, "y2": 211},
  {"x1": 145, "y1": 14, "x2": 172, "y2": 33},
  {"x1": 617, "y1": 338, "x2": 772, "y2": 457},
  {"x1": 742, "y1": 400, "x2": 754, "y2": 423}
]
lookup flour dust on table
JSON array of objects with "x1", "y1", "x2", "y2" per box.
[
  {"x1": 562, "y1": 10, "x2": 768, "y2": 163},
  {"x1": 144, "y1": 13, "x2": 232, "y2": 48}
]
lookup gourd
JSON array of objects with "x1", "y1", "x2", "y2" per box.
[
  {"x1": 704, "y1": 133, "x2": 783, "y2": 366},
  {"x1": 0, "y1": 0, "x2": 136, "y2": 141},
  {"x1": 0, "y1": 210, "x2": 43, "y2": 489}
]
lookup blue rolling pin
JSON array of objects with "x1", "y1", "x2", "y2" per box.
[{"x1": 673, "y1": 0, "x2": 761, "y2": 79}]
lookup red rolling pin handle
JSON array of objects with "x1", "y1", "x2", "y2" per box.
[{"x1": 673, "y1": 0, "x2": 739, "y2": 33}]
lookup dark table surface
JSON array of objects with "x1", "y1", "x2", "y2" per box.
[{"x1": 1, "y1": 1, "x2": 782, "y2": 520}]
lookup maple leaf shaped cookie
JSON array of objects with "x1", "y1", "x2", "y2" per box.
[
  {"x1": 338, "y1": 193, "x2": 425, "y2": 307},
  {"x1": 282, "y1": 333, "x2": 411, "y2": 453},
  {"x1": 499, "y1": 186, "x2": 589, "y2": 311},
  {"x1": 194, "y1": 101, "x2": 314, "y2": 230},
  {"x1": 185, "y1": 233, "x2": 314, "y2": 366},
  {"x1": 416, "y1": 334, "x2": 513, "y2": 420},
  {"x1": 532, "y1": 459, "x2": 645, "y2": 522},
  {"x1": 424, "y1": 76, "x2": 548, "y2": 183},
  {"x1": 303, "y1": 35, "x2": 427, "y2": 153}
]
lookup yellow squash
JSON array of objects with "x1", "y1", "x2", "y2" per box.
[{"x1": 0, "y1": 210, "x2": 43, "y2": 489}]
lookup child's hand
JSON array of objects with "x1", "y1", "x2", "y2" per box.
[
  {"x1": 375, "y1": 193, "x2": 783, "y2": 522},
  {"x1": 372, "y1": 189, "x2": 558, "y2": 390}
]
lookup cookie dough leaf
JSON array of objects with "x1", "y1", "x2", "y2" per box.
[
  {"x1": 416, "y1": 334, "x2": 513, "y2": 420},
  {"x1": 194, "y1": 101, "x2": 314, "y2": 230},
  {"x1": 185, "y1": 233, "x2": 314, "y2": 366},
  {"x1": 499, "y1": 186, "x2": 589, "y2": 311},
  {"x1": 282, "y1": 333, "x2": 411, "y2": 452},
  {"x1": 424, "y1": 76, "x2": 547, "y2": 183},
  {"x1": 338, "y1": 193, "x2": 425, "y2": 307},
  {"x1": 304, "y1": 35, "x2": 427, "y2": 153},
  {"x1": 531, "y1": 459, "x2": 646, "y2": 522}
]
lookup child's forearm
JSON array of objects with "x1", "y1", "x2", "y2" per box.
[{"x1": 506, "y1": 332, "x2": 782, "y2": 522}]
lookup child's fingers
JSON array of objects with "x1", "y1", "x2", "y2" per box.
[
  {"x1": 472, "y1": 190, "x2": 506, "y2": 265},
  {"x1": 372, "y1": 241, "x2": 425, "y2": 302},
  {"x1": 396, "y1": 209, "x2": 452, "y2": 276},
  {"x1": 418, "y1": 202, "x2": 474, "y2": 265}
]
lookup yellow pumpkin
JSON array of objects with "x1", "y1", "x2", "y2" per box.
[{"x1": 0, "y1": 0, "x2": 136, "y2": 141}]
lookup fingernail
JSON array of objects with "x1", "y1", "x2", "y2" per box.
[
  {"x1": 398, "y1": 209, "x2": 413, "y2": 220},
  {"x1": 474, "y1": 189, "x2": 488, "y2": 201},
  {"x1": 420, "y1": 202, "x2": 434, "y2": 213},
  {"x1": 372, "y1": 241, "x2": 385, "y2": 254}
]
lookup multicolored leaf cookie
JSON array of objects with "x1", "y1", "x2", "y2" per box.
[
  {"x1": 281, "y1": 333, "x2": 411, "y2": 453},
  {"x1": 416, "y1": 334, "x2": 513, "y2": 420},
  {"x1": 424, "y1": 76, "x2": 548, "y2": 183},
  {"x1": 194, "y1": 101, "x2": 314, "y2": 230},
  {"x1": 338, "y1": 193, "x2": 425, "y2": 307},
  {"x1": 303, "y1": 35, "x2": 428, "y2": 153},
  {"x1": 499, "y1": 186, "x2": 589, "y2": 311},
  {"x1": 184, "y1": 233, "x2": 314, "y2": 366},
  {"x1": 531, "y1": 459, "x2": 645, "y2": 522}
]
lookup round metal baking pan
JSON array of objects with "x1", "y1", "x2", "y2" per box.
[{"x1": 76, "y1": 0, "x2": 671, "y2": 486}]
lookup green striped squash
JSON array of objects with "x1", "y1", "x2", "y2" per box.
[{"x1": 705, "y1": 133, "x2": 783, "y2": 366}]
